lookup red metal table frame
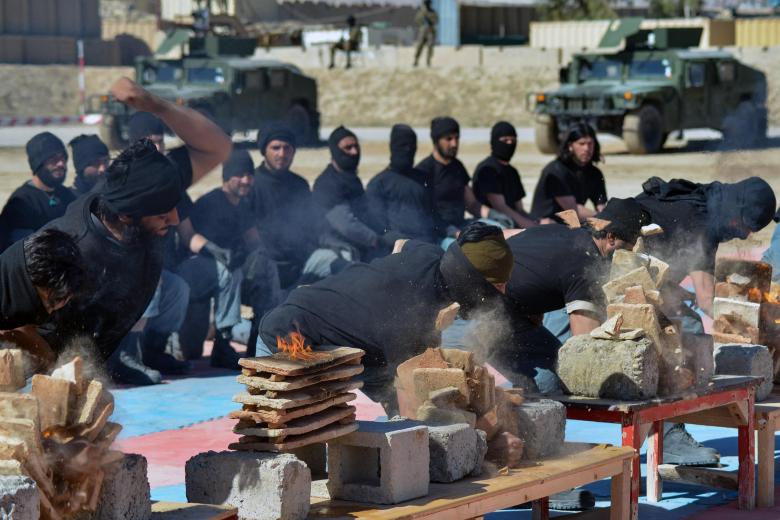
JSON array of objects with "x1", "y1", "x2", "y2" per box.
[{"x1": 546, "y1": 375, "x2": 760, "y2": 519}]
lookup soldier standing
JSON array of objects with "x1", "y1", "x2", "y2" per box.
[
  {"x1": 414, "y1": 0, "x2": 438, "y2": 67},
  {"x1": 329, "y1": 15, "x2": 361, "y2": 69}
]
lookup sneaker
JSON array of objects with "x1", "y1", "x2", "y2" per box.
[
  {"x1": 663, "y1": 423, "x2": 719, "y2": 466},
  {"x1": 549, "y1": 489, "x2": 596, "y2": 511},
  {"x1": 109, "y1": 333, "x2": 162, "y2": 386},
  {"x1": 165, "y1": 332, "x2": 186, "y2": 361},
  {"x1": 210, "y1": 334, "x2": 241, "y2": 370},
  {"x1": 142, "y1": 330, "x2": 190, "y2": 375}
]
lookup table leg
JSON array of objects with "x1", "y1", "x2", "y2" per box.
[
  {"x1": 621, "y1": 415, "x2": 642, "y2": 520},
  {"x1": 757, "y1": 414, "x2": 774, "y2": 508},
  {"x1": 611, "y1": 459, "x2": 632, "y2": 520},
  {"x1": 737, "y1": 389, "x2": 756, "y2": 510},
  {"x1": 646, "y1": 420, "x2": 664, "y2": 502},
  {"x1": 531, "y1": 497, "x2": 549, "y2": 520}
]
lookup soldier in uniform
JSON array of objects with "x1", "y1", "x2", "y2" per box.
[
  {"x1": 329, "y1": 15, "x2": 361, "y2": 69},
  {"x1": 414, "y1": 0, "x2": 438, "y2": 67}
]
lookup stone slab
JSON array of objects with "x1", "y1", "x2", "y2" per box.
[
  {"x1": 714, "y1": 344, "x2": 773, "y2": 401},
  {"x1": 238, "y1": 347, "x2": 364, "y2": 376},
  {"x1": 713, "y1": 297, "x2": 761, "y2": 329}
]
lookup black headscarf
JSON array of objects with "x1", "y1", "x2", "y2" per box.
[
  {"x1": 128, "y1": 112, "x2": 165, "y2": 142},
  {"x1": 389, "y1": 124, "x2": 417, "y2": 173},
  {"x1": 430, "y1": 116, "x2": 459, "y2": 142},
  {"x1": 222, "y1": 149, "x2": 254, "y2": 181},
  {"x1": 328, "y1": 126, "x2": 360, "y2": 172},
  {"x1": 257, "y1": 123, "x2": 296, "y2": 155},
  {"x1": 26, "y1": 132, "x2": 67, "y2": 173},
  {"x1": 595, "y1": 197, "x2": 651, "y2": 243},
  {"x1": 69, "y1": 134, "x2": 109, "y2": 175},
  {"x1": 0, "y1": 238, "x2": 47, "y2": 329},
  {"x1": 101, "y1": 142, "x2": 182, "y2": 218},
  {"x1": 490, "y1": 121, "x2": 517, "y2": 162}
]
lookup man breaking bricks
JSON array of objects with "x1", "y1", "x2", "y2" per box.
[
  {"x1": 259, "y1": 221, "x2": 513, "y2": 415},
  {"x1": 35, "y1": 77, "x2": 231, "y2": 383}
]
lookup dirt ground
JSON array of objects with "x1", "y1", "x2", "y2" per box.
[{"x1": 1, "y1": 133, "x2": 778, "y2": 253}]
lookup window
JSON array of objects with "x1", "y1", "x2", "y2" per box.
[
  {"x1": 687, "y1": 63, "x2": 706, "y2": 88},
  {"x1": 269, "y1": 70, "x2": 286, "y2": 88},
  {"x1": 578, "y1": 59, "x2": 623, "y2": 81},
  {"x1": 629, "y1": 59, "x2": 672, "y2": 79},
  {"x1": 245, "y1": 72, "x2": 262, "y2": 89},
  {"x1": 186, "y1": 67, "x2": 226, "y2": 84},
  {"x1": 141, "y1": 64, "x2": 180, "y2": 84},
  {"x1": 718, "y1": 62, "x2": 735, "y2": 83}
]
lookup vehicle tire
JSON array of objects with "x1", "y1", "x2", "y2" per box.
[
  {"x1": 285, "y1": 104, "x2": 314, "y2": 146},
  {"x1": 622, "y1": 104, "x2": 664, "y2": 154},
  {"x1": 100, "y1": 115, "x2": 128, "y2": 150},
  {"x1": 722, "y1": 101, "x2": 766, "y2": 149},
  {"x1": 534, "y1": 114, "x2": 559, "y2": 154}
]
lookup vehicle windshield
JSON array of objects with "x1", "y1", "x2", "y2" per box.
[
  {"x1": 141, "y1": 63, "x2": 180, "y2": 84},
  {"x1": 629, "y1": 58, "x2": 672, "y2": 79},
  {"x1": 186, "y1": 66, "x2": 226, "y2": 84},
  {"x1": 578, "y1": 58, "x2": 623, "y2": 81}
]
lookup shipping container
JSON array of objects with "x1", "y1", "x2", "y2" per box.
[
  {"x1": 736, "y1": 18, "x2": 780, "y2": 48},
  {"x1": 82, "y1": 0, "x2": 102, "y2": 38},
  {"x1": 56, "y1": 0, "x2": 83, "y2": 36},
  {"x1": 84, "y1": 39, "x2": 122, "y2": 66},
  {"x1": 28, "y1": 0, "x2": 57, "y2": 35},
  {"x1": 0, "y1": 35, "x2": 25, "y2": 63},
  {"x1": 3, "y1": 0, "x2": 30, "y2": 34},
  {"x1": 23, "y1": 35, "x2": 76, "y2": 64}
]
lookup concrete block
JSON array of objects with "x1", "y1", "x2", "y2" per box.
[
  {"x1": 556, "y1": 335, "x2": 659, "y2": 399},
  {"x1": 713, "y1": 297, "x2": 761, "y2": 328},
  {"x1": 92, "y1": 454, "x2": 151, "y2": 520},
  {"x1": 0, "y1": 349, "x2": 25, "y2": 392},
  {"x1": 515, "y1": 399, "x2": 566, "y2": 460},
  {"x1": 472, "y1": 429, "x2": 488, "y2": 476},
  {"x1": 327, "y1": 420, "x2": 429, "y2": 504},
  {"x1": 413, "y1": 368, "x2": 470, "y2": 407},
  {"x1": 289, "y1": 443, "x2": 326, "y2": 479},
  {"x1": 186, "y1": 451, "x2": 310, "y2": 520},
  {"x1": 609, "y1": 250, "x2": 647, "y2": 280},
  {"x1": 683, "y1": 334, "x2": 714, "y2": 388},
  {"x1": 0, "y1": 475, "x2": 39, "y2": 520},
  {"x1": 603, "y1": 266, "x2": 657, "y2": 303},
  {"x1": 714, "y1": 344, "x2": 773, "y2": 401},
  {"x1": 427, "y1": 424, "x2": 484, "y2": 482}
]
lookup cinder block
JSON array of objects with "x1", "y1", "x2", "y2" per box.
[
  {"x1": 713, "y1": 298, "x2": 761, "y2": 329},
  {"x1": 427, "y1": 424, "x2": 485, "y2": 482},
  {"x1": 556, "y1": 335, "x2": 659, "y2": 399},
  {"x1": 515, "y1": 399, "x2": 566, "y2": 460},
  {"x1": 186, "y1": 451, "x2": 310, "y2": 520},
  {"x1": 327, "y1": 420, "x2": 429, "y2": 504},
  {"x1": 413, "y1": 368, "x2": 470, "y2": 406},
  {"x1": 714, "y1": 344, "x2": 773, "y2": 401},
  {"x1": 289, "y1": 443, "x2": 326, "y2": 479},
  {"x1": 92, "y1": 454, "x2": 151, "y2": 520},
  {"x1": 682, "y1": 333, "x2": 714, "y2": 388},
  {"x1": 603, "y1": 266, "x2": 657, "y2": 303},
  {"x1": 609, "y1": 250, "x2": 646, "y2": 280},
  {"x1": 0, "y1": 475, "x2": 39, "y2": 520}
]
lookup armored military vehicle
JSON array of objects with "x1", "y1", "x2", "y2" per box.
[
  {"x1": 533, "y1": 19, "x2": 767, "y2": 154},
  {"x1": 98, "y1": 32, "x2": 319, "y2": 149}
]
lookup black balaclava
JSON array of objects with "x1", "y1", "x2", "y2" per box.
[
  {"x1": 328, "y1": 126, "x2": 360, "y2": 172},
  {"x1": 706, "y1": 177, "x2": 776, "y2": 242},
  {"x1": 128, "y1": 112, "x2": 165, "y2": 142},
  {"x1": 594, "y1": 197, "x2": 652, "y2": 244},
  {"x1": 223, "y1": 149, "x2": 255, "y2": 181},
  {"x1": 490, "y1": 121, "x2": 517, "y2": 162},
  {"x1": 26, "y1": 132, "x2": 67, "y2": 187},
  {"x1": 69, "y1": 134, "x2": 109, "y2": 192},
  {"x1": 100, "y1": 141, "x2": 182, "y2": 218},
  {"x1": 389, "y1": 124, "x2": 417, "y2": 173},
  {"x1": 0, "y1": 238, "x2": 47, "y2": 330},
  {"x1": 257, "y1": 123, "x2": 296, "y2": 156}
]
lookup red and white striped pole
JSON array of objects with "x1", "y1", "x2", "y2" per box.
[{"x1": 77, "y1": 39, "x2": 86, "y2": 116}]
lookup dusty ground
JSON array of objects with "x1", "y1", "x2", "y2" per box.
[{"x1": 1, "y1": 132, "x2": 778, "y2": 253}]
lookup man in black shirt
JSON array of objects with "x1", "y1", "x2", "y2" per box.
[
  {"x1": 366, "y1": 124, "x2": 436, "y2": 247},
  {"x1": 473, "y1": 122, "x2": 537, "y2": 229},
  {"x1": 69, "y1": 134, "x2": 110, "y2": 197},
  {"x1": 37, "y1": 77, "x2": 232, "y2": 385},
  {"x1": 128, "y1": 111, "x2": 166, "y2": 152},
  {"x1": 531, "y1": 123, "x2": 606, "y2": 222},
  {"x1": 259, "y1": 222, "x2": 513, "y2": 414},
  {"x1": 251, "y1": 123, "x2": 317, "y2": 288},
  {"x1": 1, "y1": 132, "x2": 76, "y2": 250}
]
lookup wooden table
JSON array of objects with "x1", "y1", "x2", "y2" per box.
[
  {"x1": 756, "y1": 384, "x2": 780, "y2": 508},
  {"x1": 308, "y1": 443, "x2": 635, "y2": 520},
  {"x1": 546, "y1": 375, "x2": 760, "y2": 519},
  {"x1": 151, "y1": 501, "x2": 238, "y2": 520}
]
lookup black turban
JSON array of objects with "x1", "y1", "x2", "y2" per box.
[
  {"x1": 490, "y1": 121, "x2": 517, "y2": 162},
  {"x1": 101, "y1": 143, "x2": 182, "y2": 218},
  {"x1": 26, "y1": 132, "x2": 67, "y2": 173},
  {"x1": 389, "y1": 124, "x2": 417, "y2": 173},
  {"x1": 595, "y1": 197, "x2": 652, "y2": 244},
  {"x1": 257, "y1": 123, "x2": 296, "y2": 155},
  {"x1": 430, "y1": 116, "x2": 459, "y2": 142},
  {"x1": 222, "y1": 149, "x2": 255, "y2": 181},
  {"x1": 128, "y1": 112, "x2": 165, "y2": 142},
  {"x1": 69, "y1": 134, "x2": 109, "y2": 174}
]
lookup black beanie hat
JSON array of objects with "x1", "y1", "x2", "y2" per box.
[
  {"x1": 128, "y1": 112, "x2": 165, "y2": 142},
  {"x1": 26, "y1": 132, "x2": 67, "y2": 173},
  {"x1": 257, "y1": 123, "x2": 296, "y2": 156},
  {"x1": 69, "y1": 134, "x2": 109, "y2": 175},
  {"x1": 430, "y1": 116, "x2": 460, "y2": 142},
  {"x1": 594, "y1": 197, "x2": 652, "y2": 243},
  {"x1": 222, "y1": 149, "x2": 255, "y2": 181}
]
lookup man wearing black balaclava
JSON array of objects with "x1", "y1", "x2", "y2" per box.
[
  {"x1": 36, "y1": 77, "x2": 232, "y2": 385},
  {"x1": 305, "y1": 126, "x2": 384, "y2": 282},
  {"x1": 0, "y1": 132, "x2": 76, "y2": 251},
  {"x1": 69, "y1": 134, "x2": 110, "y2": 197},
  {"x1": 366, "y1": 124, "x2": 436, "y2": 247},
  {"x1": 416, "y1": 116, "x2": 502, "y2": 241},
  {"x1": 473, "y1": 122, "x2": 537, "y2": 229}
]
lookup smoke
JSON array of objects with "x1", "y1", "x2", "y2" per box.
[{"x1": 51, "y1": 336, "x2": 110, "y2": 387}]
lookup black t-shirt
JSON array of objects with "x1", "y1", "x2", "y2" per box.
[
  {"x1": 260, "y1": 240, "x2": 449, "y2": 366},
  {"x1": 0, "y1": 182, "x2": 76, "y2": 249},
  {"x1": 472, "y1": 156, "x2": 526, "y2": 209},
  {"x1": 190, "y1": 189, "x2": 254, "y2": 252},
  {"x1": 366, "y1": 166, "x2": 436, "y2": 244},
  {"x1": 416, "y1": 154, "x2": 470, "y2": 230},
  {"x1": 506, "y1": 225, "x2": 608, "y2": 316},
  {"x1": 530, "y1": 158, "x2": 606, "y2": 220}
]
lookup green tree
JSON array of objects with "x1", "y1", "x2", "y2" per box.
[
  {"x1": 537, "y1": 0, "x2": 616, "y2": 21},
  {"x1": 649, "y1": 0, "x2": 703, "y2": 18}
]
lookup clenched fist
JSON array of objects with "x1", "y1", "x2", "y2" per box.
[{"x1": 110, "y1": 77, "x2": 160, "y2": 113}]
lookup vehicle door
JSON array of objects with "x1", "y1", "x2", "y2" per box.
[
  {"x1": 682, "y1": 61, "x2": 708, "y2": 129},
  {"x1": 710, "y1": 60, "x2": 736, "y2": 128}
]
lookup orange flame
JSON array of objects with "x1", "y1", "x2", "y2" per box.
[
  {"x1": 748, "y1": 288, "x2": 762, "y2": 302},
  {"x1": 276, "y1": 331, "x2": 316, "y2": 360},
  {"x1": 775, "y1": 318, "x2": 780, "y2": 325},
  {"x1": 764, "y1": 292, "x2": 780, "y2": 304}
]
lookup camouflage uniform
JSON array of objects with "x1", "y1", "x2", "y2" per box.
[
  {"x1": 414, "y1": 3, "x2": 438, "y2": 67},
  {"x1": 330, "y1": 22, "x2": 361, "y2": 69}
]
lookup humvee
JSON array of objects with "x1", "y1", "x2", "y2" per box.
[
  {"x1": 98, "y1": 32, "x2": 320, "y2": 149},
  {"x1": 533, "y1": 19, "x2": 768, "y2": 154}
]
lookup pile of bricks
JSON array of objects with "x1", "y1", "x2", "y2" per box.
[
  {"x1": 0, "y1": 356, "x2": 124, "y2": 520},
  {"x1": 229, "y1": 345, "x2": 365, "y2": 452}
]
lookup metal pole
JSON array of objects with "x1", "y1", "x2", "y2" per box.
[{"x1": 77, "y1": 39, "x2": 86, "y2": 116}]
